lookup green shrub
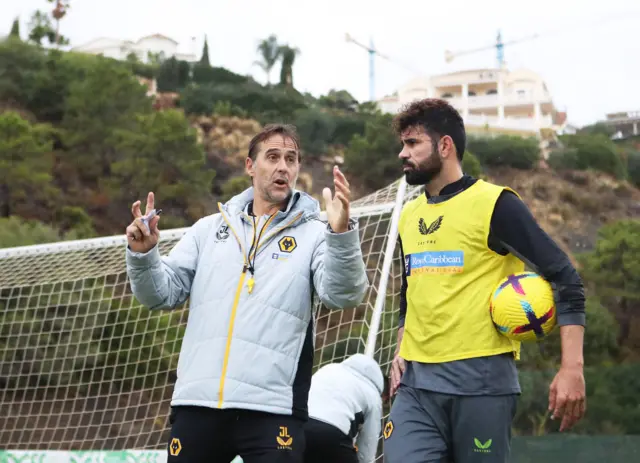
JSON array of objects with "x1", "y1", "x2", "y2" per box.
[
  {"x1": 344, "y1": 113, "x2": 400, "y2": 191},
  {"x1": 0, "y1": 40, "x2": 155, "y2": 124},
  {"x1": 156, "y1": 57, "x2": 191, "y2": 92},
  {"x1": 221, "y1": 176, "x2": 252, "y2": 201},
  {"x1": 547, "y1": 147, "x2": 579, "y2": 170},
  {"x1": 0, "y1": 216, "x2": 66, "y2": 247},
  {"x1": 555, "y1": 133, "x2": 626, "y2": 178},
  {"x1": 180, "y1": 82, "x2": 307, "y2": 122},
  {"x1": 294, "y1": 108, "x2": 336, "y2": 157},
  {"x1": 467, "y1": 135, "x2": 540, "y2": 169},
  {"x1": 192, "y1": 63, "x2": 248, "y2": 86},
  {"x1": 212, "y1": 100, "x2": 248, "y2": 118},
  {"x1": 625, "y1": 150, "x2": 640, "y2": 187},
  {"x1": 330, "y1": 113, "x2": 367, "y2": 146},
  {"x1": 461, "y1": 150, "x2": 483, "y2": 177}
]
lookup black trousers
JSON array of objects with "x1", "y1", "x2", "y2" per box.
[
  {"x1": 303, "y1": 418, "x2": 358, "y2": 463},
  {"x1": 167, "y1": 405, "x2": 306, "y2": 463}
]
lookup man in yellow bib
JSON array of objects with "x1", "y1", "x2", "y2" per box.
[{"x1": 383, "y1": 99, "x2": 587, "y2": 463}]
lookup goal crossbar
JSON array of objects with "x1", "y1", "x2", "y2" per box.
[{"x1": 0, "y1": 201, "x2": 400, "y2": 260}]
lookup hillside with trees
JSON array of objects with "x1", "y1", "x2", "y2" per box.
[{"x1": 1, "y1": 5, "x2": 640, "y2": 451}]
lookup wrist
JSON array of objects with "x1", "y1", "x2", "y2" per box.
[
  {"x1": 395, "y1": 327, "x2": 404, "y2": 355},
  {"x1": 561, "y1": 360, "x2": 584, "y2": 370},
  {"x1": 559, "y1": 325, "x2": 585, "y2": 371},
  {"x1": 328, "y1": 219, "x2": 351, "y2": 234}
]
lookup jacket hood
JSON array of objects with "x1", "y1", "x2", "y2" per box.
[
  {"x1": 223, "y1": 186, "x2": 320, "y2": 224},
  {"x1": 342, "y1": 354, "x2": 384, "y2": 395}
]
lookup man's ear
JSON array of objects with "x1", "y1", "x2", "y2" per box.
[
  {"x1": 440, "y1": 135, "x2": 456, "y2": 160},
  {"x1": 245, "y1": 157, "x2": 254, "y2": 177}
]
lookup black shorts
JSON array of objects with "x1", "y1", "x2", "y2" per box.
[
  {"x1": 303, "y1": 418, "x2": 358, "y2": 463},
  {"x1": 167, "y1": 405, "x2": 306, "y2": 463}
]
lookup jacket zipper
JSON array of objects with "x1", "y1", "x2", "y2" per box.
[
  {"x1": 216, "y1": 204, "x2": 255, "y2": 408},
  {"x1": 213, "y1": 205, "x2": 304, "y2": 409},
  {"x1": 245, "y1": 213, "x2": 278, "y2": 293}
]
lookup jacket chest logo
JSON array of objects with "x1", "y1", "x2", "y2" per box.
[
  {"x1": 418, "y1": 215, "x2": 443, "y2": 235},
  {"x1": 278, "y1": 236, "x2": 297, "y2": 253},
  {"x1": 216, "y1": 224, "x2": 230, "y2": 241},
  {"x1": 415, "y1": 215, "x2": 443, "y2": 246}
]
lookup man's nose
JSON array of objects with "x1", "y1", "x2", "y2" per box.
[{"x1": 398, "y1": 147, "x2": 409, "y2": 159}]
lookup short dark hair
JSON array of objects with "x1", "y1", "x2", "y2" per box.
[
  {"x1": 247, "y1": 123, "x2": 301, "y2": 161},
  {"x1": 392, "y1": 98, "x2": 466, "y2": 161}
]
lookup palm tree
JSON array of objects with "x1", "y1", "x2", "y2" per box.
[
  {"x1": 254, "y1": 35, "x2": 281, "y2": 85},
  {"x1": 49, "y1": 0, "x2": 70, "y2": 47},
  {"x1": 278, "y1": 45, "x2": 300, "y2": 88}
]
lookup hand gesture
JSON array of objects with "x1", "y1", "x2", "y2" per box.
[
  {"x1": 126, "y1": 192, "x2": 161, "y2": 254},
  {"x1": 389, "y1": 354, "x2": 406, "y2": 397},
  {"x1": 548, "y1": 366, "x2": 586, "y2": 432},
  {"x1": 323, "y1": 166, "x2": 351, "y2": 233}
]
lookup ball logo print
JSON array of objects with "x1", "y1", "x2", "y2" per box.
[{"x1": 490, "y1": 272, "x2": 557, "y2": 342}]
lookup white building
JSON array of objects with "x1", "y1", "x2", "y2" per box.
[
  {"x1": 602, "y1": 110, "x2": 640, "y2": 140},
  {"x1": 71, "y1": 34, "x2": 198, "y2": 63},
  {"x1": 377, "y1": 67, "x2": 568, "y2": 137}
]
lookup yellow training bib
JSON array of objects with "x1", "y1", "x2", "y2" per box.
[{"x1": 398, "y1": 179, "x2": 524, "y2": 363}]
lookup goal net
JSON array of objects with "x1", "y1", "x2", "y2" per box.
[{"x1": 0, "y1": 178, "x2": 421, "y2": 462}]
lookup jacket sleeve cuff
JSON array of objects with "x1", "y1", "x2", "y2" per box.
[
  {"x1": 557, "y1": 312, "x2": 586, "y2": 327},
  {"x1": 126, "y1": 244, "x2": 162, "y2": 270},
  {"x1": 326, "y1": 218, "x2": 357, "y2": 234},
  {"x1": 324, "y1": 224, "x2": 360, "y2": 249}
]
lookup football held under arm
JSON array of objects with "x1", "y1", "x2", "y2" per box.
[{"x1": 488, "y1": 191, "x2": 586, "y2": 328}]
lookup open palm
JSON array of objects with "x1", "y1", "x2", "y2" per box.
[{"x1": 323, "y1": 166, "x2": 351, "y2": 233}]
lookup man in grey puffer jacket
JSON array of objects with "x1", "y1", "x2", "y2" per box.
[{"x1": 124, "y1": 124, "x2": 369, "y2": 463}]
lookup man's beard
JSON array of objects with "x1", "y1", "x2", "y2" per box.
[
  {"x1": 259, "y1": 177, "x2": 297, "y2": 204},
  {"x1": 403, "y1": 156, "x2": 443, "y2": 186}
]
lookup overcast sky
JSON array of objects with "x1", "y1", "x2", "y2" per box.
[{"x1": 4, "y1": 0, "x2": 640, "y2": 127}]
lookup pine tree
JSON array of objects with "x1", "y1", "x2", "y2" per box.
[
  {"x1": 9, "y1": 17, "x2": 20, "y2": 40},
  {"x1": 200, "y1": 35, "x2": 210, "y2": 66}
]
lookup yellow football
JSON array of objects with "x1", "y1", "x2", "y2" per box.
[{"x1": 490, "y1": 272, "x2": 557, "y2": 342}]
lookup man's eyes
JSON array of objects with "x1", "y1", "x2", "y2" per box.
[{"x1": 268, "y1": 155, "x2": 296, "y2": 163}]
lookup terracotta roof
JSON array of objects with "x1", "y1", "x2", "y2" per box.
[{"x1": 554, "y1": 111, "x2": 567, "y2": 125}]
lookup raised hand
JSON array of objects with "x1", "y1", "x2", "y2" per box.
[
  {"x1": 322, "y1": 166, "x2": 351, "y2": 233},
  {"x1": 126, "y1": 192, "x2": 161, "y2": 253}
]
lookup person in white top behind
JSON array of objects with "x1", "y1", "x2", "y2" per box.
[{"x1": 304, "y1": 354, "x2": 388, "y2": 463}]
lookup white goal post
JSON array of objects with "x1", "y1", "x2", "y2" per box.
[{"x1": 0, "y1": 178, "x2": 422, "y2": 462}]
